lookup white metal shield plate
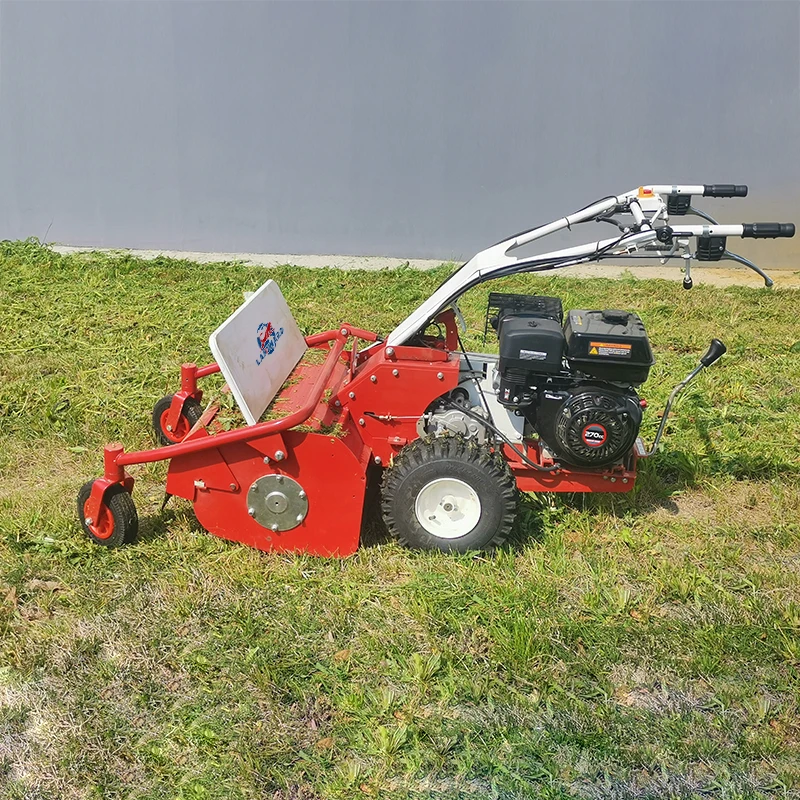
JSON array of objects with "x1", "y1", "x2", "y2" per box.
[{"x1": 208, "y1": 280, "x2": 307, "y2": 426}]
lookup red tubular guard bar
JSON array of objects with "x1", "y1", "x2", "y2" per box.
[
  {"x1": 195, "y1": 363, "x2": 221, "y2": 378},
  {"x1": 107, "y1": 327, "x2": 375, "y2": 473},
  {"x1": 305, "y1": 325, "x2": 378, "y2": 346}
]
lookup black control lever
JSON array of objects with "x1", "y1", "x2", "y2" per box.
[
  {"x1": 722, "y1": 251, "x2": 775, "y2": 288},
  {"x1": 700, "y1": 338, "x2": 727, "y2": 367},
  {"x1": 643, "y1": 339, "x2": 727, "y2": 457}
]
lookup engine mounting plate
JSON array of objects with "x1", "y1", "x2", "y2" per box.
[{"x1": 247, "y1": 474, "x2": 308, "y2": 532}]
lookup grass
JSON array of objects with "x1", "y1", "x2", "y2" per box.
[{"x1": 1, "y1": 238, "x2": 799, "y2": 799}]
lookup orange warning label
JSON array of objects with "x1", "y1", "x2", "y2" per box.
[{"x1": 589, "y1": 341, "x2": 632, "y2": 358}]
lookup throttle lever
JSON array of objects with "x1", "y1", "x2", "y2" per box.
[
  {"x1": 643, "y1": 339, "x2": 727, "y2": 457},
  {"x1": 700, "y1": 338, "x2": 727, "y2": 367}
]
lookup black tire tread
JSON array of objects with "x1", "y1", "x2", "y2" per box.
[{"x1": 380, "y1": 436, "x2": 517, "y2": 552}]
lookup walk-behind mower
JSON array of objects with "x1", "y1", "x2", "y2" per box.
[{"x1": 78, "y1": 184, "x2": 795, "y2": 555}]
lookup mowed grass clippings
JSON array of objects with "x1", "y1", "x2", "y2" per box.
[{"x1": 0, "y1": 239, "x2": 798, "y2": 800}]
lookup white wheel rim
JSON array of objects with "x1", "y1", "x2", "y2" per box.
[{"x1": 414, "y1": 478, "x2": 482, "y2": 539}]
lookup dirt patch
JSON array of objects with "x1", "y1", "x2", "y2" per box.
[
  {"x1": 652, "y1": 492, "x2": 716, "y2": 523},
  {"x1": 649, "y1": 480, "x2": 789, "y2": 530},
  {"x1": 571, "y1": 769, "x2": 748, "y2": 800},
  {"x1": 609, "y1": 665, "x2": 709, "y2": 715},
  {"x1": 613, "y1": 685, "x2": 701, "y2": 714}
]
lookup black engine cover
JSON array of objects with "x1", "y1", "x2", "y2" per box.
[
  {"x1": 532, "y1": 383, "x2": 642, "y2": 467},
  {"x1": 499, "y1": 316, "x2": 565, "y2": 377}
]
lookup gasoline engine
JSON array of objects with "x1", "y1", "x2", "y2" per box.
[{"x1": 489, "y1": 293, "x2": 653, "y2": 468}]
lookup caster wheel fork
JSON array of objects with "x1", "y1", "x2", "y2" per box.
[{"x1": 78, "y1": 480, "x2": 138, "y2": 547}]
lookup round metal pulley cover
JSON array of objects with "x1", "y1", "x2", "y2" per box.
[{"x1": 246, "y1": 474, "x2": 308, "y2": 531}]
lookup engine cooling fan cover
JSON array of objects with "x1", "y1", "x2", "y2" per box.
[{"x1": 551, "y1": 388, "x2": 642, "y2": 467}]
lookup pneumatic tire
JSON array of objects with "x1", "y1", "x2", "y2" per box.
[{"x1": 381, "y1": 437, "x2": 517, "y2": 553}]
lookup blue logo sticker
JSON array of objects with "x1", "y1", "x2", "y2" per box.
[{"x1": 256, "y1": 321, "x2": 284, "y2": 365}]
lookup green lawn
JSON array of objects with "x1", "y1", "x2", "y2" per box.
[{"x1": 1, "y1": 240, "x2": 799, "y2": 800}]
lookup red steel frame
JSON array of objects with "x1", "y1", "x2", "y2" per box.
[{"x1": 86, "y1": 314, "x2": 635, "y2": 556}]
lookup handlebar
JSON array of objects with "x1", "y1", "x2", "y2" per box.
[
  {"x1": 742, "y1": 222, "x2": 795, "y2": 238},
  {"x1": 703, "y1": 184, "x2": 748, "y2": 198},
  {"x1": 388, "y1": 184, "x2": 794, "y2": 345}
]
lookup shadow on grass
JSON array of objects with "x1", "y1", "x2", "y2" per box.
[
  {"x1": 129, "y1": 437, "x2": 798, "y2": 555},
  {"x1": 134, "y1": 503, "x2": 206, "y2": 546},
  {"x1": 506, "y1": 494, "x2": 548, "y2": 551},
  {"x1": 547, "y1": 443, "x2": 799, "y2": 528}
]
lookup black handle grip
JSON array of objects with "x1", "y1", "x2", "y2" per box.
[
  {"x1": 742, "y1": 223, "x2": 795, "y2": 239},
  {"x1": 703, "y1": 184, "x2": 748, "y2": 198},
  {"x1": 700, "y1": 338, "x2": 727, "y2": 367}
]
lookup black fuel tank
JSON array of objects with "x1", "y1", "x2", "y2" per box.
[{"x1": 563, "y1": 309, "x2": 655, "y2": 384}]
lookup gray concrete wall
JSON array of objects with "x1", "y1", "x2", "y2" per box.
[{"x1": 1, "y1": 0, "x2": 799, "y2": 265}]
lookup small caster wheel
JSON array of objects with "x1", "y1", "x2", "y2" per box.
[
  {"x1": 152, "y1": 395, "x2": 204, "y2": 446},
  {"x1": 78, "y1": 481, "x2": 138, "y2": 548}
]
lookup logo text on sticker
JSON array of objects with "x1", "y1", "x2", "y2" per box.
[
  {"x1": 581, "y1": 423, "x2": 608, "y2": 447},
  {"x1": 256, "y1": 321, "x2": 284, "y2": 365}
]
